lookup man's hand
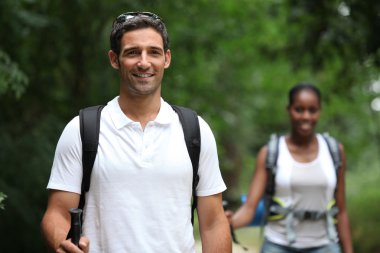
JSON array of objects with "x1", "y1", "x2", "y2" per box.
[{"x1": 56, "y1": 237, "x2": 89, "y2": 253}]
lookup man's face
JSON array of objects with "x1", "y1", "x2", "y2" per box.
[{"x1": 109, "y1": 27, "x2": 171, "y2": 97}]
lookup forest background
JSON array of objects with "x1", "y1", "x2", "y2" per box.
[{"x1": 1, "y1": 0, "x2": 380, "y2": 252}]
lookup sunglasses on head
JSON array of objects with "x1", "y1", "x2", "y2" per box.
[{"x1": 114, "y1": 12, "x2": 162, "y2": 24}]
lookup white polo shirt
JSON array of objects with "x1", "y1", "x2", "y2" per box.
[{"x1": 47, "y1": 97, "x2": 226, "y2": 253}]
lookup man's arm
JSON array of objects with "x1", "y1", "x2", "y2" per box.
[
  {"x1": 41, "y1": 190, "x2": 89, "y2": 252},
  {"x1": 197, "y1": 193, "x2": 232, "y2": 253}
]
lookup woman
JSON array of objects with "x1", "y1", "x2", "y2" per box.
[{"x1": 227, "y1": 83, "x2": 353, "y2": 253}]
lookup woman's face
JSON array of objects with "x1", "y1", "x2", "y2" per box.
[{"x1": 288, "y1": 89, "x2": 321, "y2": 137}]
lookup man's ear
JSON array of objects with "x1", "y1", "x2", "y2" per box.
[
  {"x1": 164, "y1": 49, "x2": 171, "y2": 69},
  {"x1": 108, "y1": 50, "x2": 119, "y2": 69}
]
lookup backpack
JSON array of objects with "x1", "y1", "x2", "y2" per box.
[
  {"x1": 262, "y1": 132, "x2": 342, "y2": 243},
  {"x1": 265, "y1": 133, "x2": 341, "y2": 207},
  {"x1": 243, "y1": 133, "x2": 341, "y2": 225},
  {"x1": 73, "y1": 104, "x2": 200, "y2": 232}
]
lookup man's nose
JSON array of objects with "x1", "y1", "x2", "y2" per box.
[{"x1": 137, "y1": 52, "x2": 150, "y2": 68}]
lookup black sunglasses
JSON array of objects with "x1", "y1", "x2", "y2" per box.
[{"x1": 115, "y1": 12, "x2": 162, "y2": 24}]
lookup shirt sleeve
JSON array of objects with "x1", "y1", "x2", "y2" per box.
[
  {"x1": 46, "y1": 116, "x2": 82, "y2": 194},
  {"x1": 196, "y1": 116, "x2": 227, "y2": 196}
]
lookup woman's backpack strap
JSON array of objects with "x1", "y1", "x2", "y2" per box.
[{"x1": 322, "y1": 132, "x2": 342, "y2": 171}]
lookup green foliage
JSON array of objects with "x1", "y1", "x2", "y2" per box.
[
  {"x1": 347, "y1": 165, "x2": 380, "y2": 253},
  {"x1": 0, "y1": 50, "x2": 28, "y2": 98},
  {"x1": 0, "y1": 192, "x2": 7, "y2": 210}
]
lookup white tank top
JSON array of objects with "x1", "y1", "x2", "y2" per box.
[{"x1": 264, "y1": 134, "x2": 338, "y2": 248}]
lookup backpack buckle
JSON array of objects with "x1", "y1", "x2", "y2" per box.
[{"x1": 294, "y1": 210, "x2": 325, "y2": 221}]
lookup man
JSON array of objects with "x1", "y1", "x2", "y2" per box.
[{"x1": 41, "y1": 11, "x2": 232, "y2": 253}]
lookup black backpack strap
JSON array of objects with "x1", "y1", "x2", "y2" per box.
[
  {"x1": 265, "y1": 133, "x2": 280, "y2": 195},
  {"x1": 264, "y1": 133, "x2": 280, "y2": 222},
  {"x1": 67, "y1": 105, "x2": 104, "y2": 240},
  {"x1": 171, "y1": 105, "x2": 201, "y2": 225},
  {"x1": 322, "y1": 132, "x2": 341, "y2": 171},
  {"x1": 78, "y1": 105, "x2": 105, "y2": 210},
  {"x1": 322, "y1": 132, "x2": 342, "y2": 193}
]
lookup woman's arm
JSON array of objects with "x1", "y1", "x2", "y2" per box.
[
  {"x1": 229, "y1": 146, "x2": 268, "y2": 229},
  {"x1": 336, "y1": 144, "x2": 354, "y2": 253}
]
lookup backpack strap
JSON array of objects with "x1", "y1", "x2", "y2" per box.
[
  {"x1": 171, "y1": 105, "x2": 201, "y2": 225},
  {"x1": 67, "y1": 105, "x2": 104, "y2": 240},
  {"x1": 265, "y1": 134, "x2": 280, "y2": 195},
  {"x1": 263, "y1": 133, "x2": 280, "y2": 224},
  {"x1": 78, "y1": 105, "x2": 105, "y2": 210},
  {"x1": 322, "y1": 132, "x2": 341, "y2": 171},
  {"x1": 322, "y1": 132, "x2": 342, "y2": 195}
]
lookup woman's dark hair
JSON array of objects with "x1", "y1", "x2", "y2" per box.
[
  {"x1": 288, "y1": 83, "x2": 321, "y2": 106},
  {"x1": 110, "y1": 12, "x2": 169, "y2": 56}
]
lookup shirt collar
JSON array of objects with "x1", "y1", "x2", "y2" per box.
[{"x1": 108, "y1": 96, "x2": 175, "y2": 130}]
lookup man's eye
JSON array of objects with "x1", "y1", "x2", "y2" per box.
[
  {"x1": 295, "y1": 107, "x2": 303, "y2": 113},
  {"x1": 151, "y1": 50, "x2": 161, "y2": 55},
  {"x1": 126, "y1": 50, "x2": 139, "y2": 56}
]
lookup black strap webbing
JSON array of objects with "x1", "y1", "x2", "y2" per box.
[
  {"x1": 322, "y1": 132, "x2": 341, "y2": 171},
  {"x1": 67, "y1": 105, "x2": 104, "y2": 240},
  {"x1": 78, "y1": 105, "x2": 104, "y2": 210},
  {"x1": 322, "y1": 132, "x2": 341, "y2": 193},
  {"x1": 263, "y1": 133, "x2": 280, "y2": 225},
  {"x1": 171, "y1": 105, "x2": 201, "y2": 224},
  {"x1": 265, "y1": 133, "x2": 279, "y2": 196}
]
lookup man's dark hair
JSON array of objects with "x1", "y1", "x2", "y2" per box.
[
  {"x1": 110, "y1": 12, "x2": 170, "y2": 56},
  {"x1": 288, "y1": 82, "x2": 322, "y2": 106}
]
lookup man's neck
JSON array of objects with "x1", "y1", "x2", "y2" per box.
[{"x1": 118, "y1": 94, "x2": 161, "y2": 129}]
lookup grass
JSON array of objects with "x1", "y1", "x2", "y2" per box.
[{"x1": 233, "y1": 226, "x2": 262, "y2": 252}]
